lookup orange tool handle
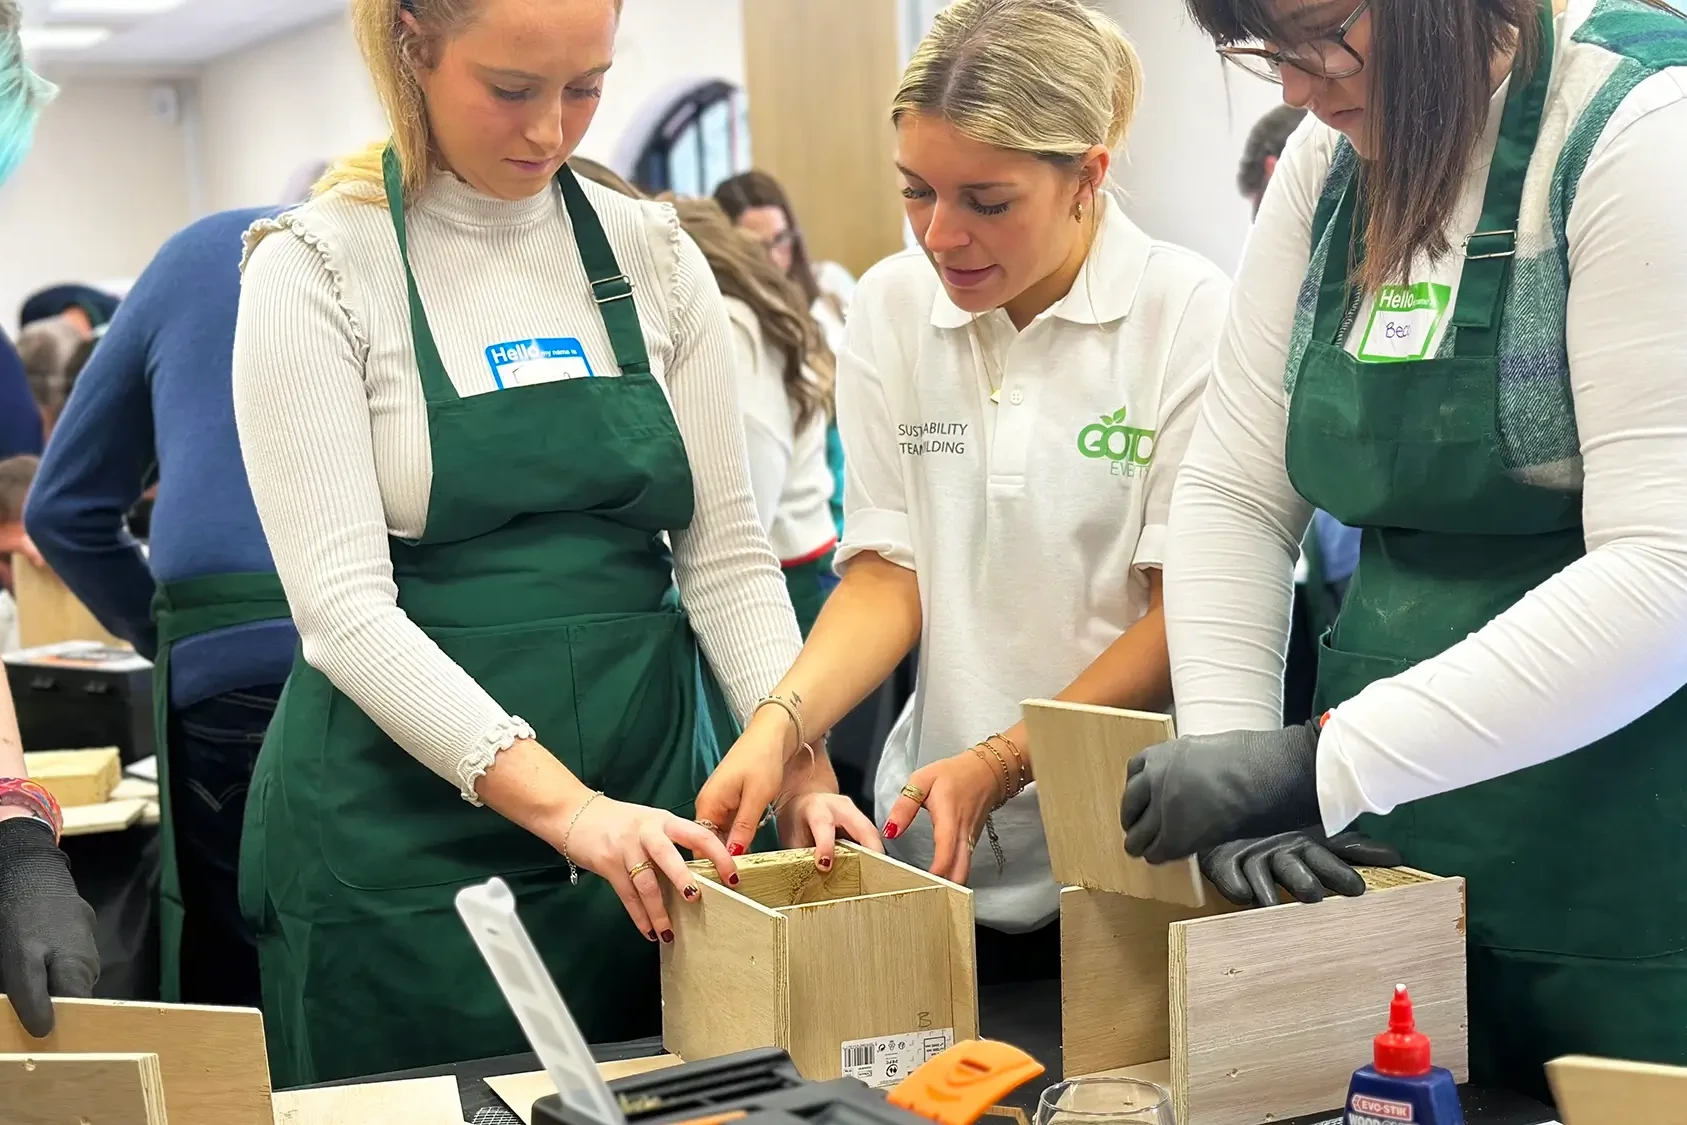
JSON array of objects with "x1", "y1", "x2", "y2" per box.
[{"x1": 886, "y1": 1040, "x2": 1045, "y2": 1125}]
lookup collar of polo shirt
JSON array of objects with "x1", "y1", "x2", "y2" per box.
[{"x1": 928, "y1": 190, "x2": 1154, "y2": 330}]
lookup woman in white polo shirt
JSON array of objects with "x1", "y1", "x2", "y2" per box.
[{"x1": 699, "y1": 0, "x2": 1283, "y2": 971}]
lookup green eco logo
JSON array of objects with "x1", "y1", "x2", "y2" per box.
[{"x1": 1077, "y1": 407, "x2": 1156, "y2": 475}]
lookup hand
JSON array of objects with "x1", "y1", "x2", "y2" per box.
[
  {"x1": 0, "y1": 818, "x2": 99, "y2": 1037},
  {"x1": 1121, "y1": 721, "x2": 1322, "y2": 863},
  {"x1": 1200, "y1": 829, "x2": 1405, "y2": 907},
  {"x1": 883, "y1": 748, "x2": 1003, "y2": 885},
  {"x1": 695, "y1": 708, "x2": 799, "y2": 858},
  {"x1": 777, "y1": 791, "x2": 883, "y2": 870},
  {"x1": 558, "y1": 795, "x2": 739, "y2": 944}
]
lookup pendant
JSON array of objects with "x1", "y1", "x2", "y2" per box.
[{"x1": 989, "y1": 388, "x2": 1001, "y2": 405}]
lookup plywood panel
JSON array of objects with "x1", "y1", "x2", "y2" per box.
[
  {"x1": 61, "y1": 798, "x2": 148, "y2": 837},
  {"x1": 0, "y1": 1052, "x2": 166, "y2": 1125},
  {"x1": 1058, "y1": 886, "x2": 1235, "y2": 1079},
  {"x1": 0, "y1": 997, "x2": 271, "y2": 1125},
  {"x1": 1021, "y1": 701, "x2": 1204, "y2": 907},
  {"x1": 1548, "y1": 1055, "x2": 1687, "y2": 1125},
  {"x1": 701, "y1": 848, "x2": 864, "y2": 907},
  {"x1": 783, "y1": 888, "x2": 952, "y2": 1080},
  {"x1": 24, "y1": 748, "x2": 122, "y2": 807},
  {"x1": 486, "y1": 1056, "x2": 686, "y2": 1125},
  {"x1": 1169, "y1": 873, "x2": 1467, "y2": 1125},
  {"x1": 741, "y1": 0, "x2": 906, "y2": 277},
  {"x1": 661, "y1": 878, "x2": 785, "y2": 1066},
  {"x1": 12, "y1": 556, "x2": 125, "y2": 650},
  {"x1": 852, "y1": 844, "x2": 978, "y2": 1042},
  {"x1": 269, "y1": 1075, "x2": 463, "y2": 1125}
]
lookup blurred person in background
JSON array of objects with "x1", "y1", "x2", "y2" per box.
[
  {"x1": 1237, "y1": 104, "x2": 1306, "y2": 218},
  {"x1": 26, "y1": 206, "x2": 294, "y2": 1009},
  {"x1": 15, "y1": 317, "x2": 82, "y2": 439},
  {"x1": 19, "y1": 283, "x2": 120, "y2": 340},
  {"x1": 0, "y1": 0, "x2": 101, "y2": 1040},
  {"x1": 0, "y1": 454, "x2": 42, "y2": 649}
]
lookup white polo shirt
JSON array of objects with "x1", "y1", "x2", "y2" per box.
[{"x1": 835, "y1": 193, "x2": 1230, "y2": 930}]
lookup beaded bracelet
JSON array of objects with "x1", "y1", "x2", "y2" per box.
[{"x1": 0, "y1": 779, "x2": 64, "y2": 845}]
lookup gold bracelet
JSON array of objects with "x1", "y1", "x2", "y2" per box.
[
  {"x1": 560, "y1": 790, "x2": 604, "y2": 886},
  {"x1": 973, "y1": 742, "x2": 1013, "y2": 807},
  {"x1": 754, "y1": 692, "x2": 809, "y2": 761},
  {"x1": 989, "y1": 733, "x2": 1030, "y2": 791}
]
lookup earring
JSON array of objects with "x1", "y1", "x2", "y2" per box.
[{"x1": 1075, "y1": 203, "x2": 1085, "y2": 222}]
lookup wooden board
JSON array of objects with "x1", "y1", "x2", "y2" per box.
[
  {"x1": 661, "y1": 873, "x2": 787, "y2": 1068},
  {"x1": 702, "y1": 847, "x2": 866, "y2": 907},
  {"x1": 0, "y1": 997, "x2": 272, "y2": 1125},
  {"x1": 1169, "y1": 871, "x2": 1467, "y2": 1125},
  {"x1": 852, "y1": 844, "x2": 979, "y2": 1043},
  {"x1": 1020, "y1": 701, "x2": 1205, "y2": 907},
  {"x1": 61, "y1": 798, "x2": 148, "y2": 837},
  {"x1": 12, "y1": 556, "x2": 125, "y2": 650},
  {"x1": 24, "y1": 748, "x2": 122, "y2": 807},
  {"x1": 1548, "y1": 1055, "x2": 1687, "y2": 1125},
  {"x1": 782, "y1": 887, "x2": 953, "y2": 1079},
  {"x1": 1058, "y1": 886, "x2": 1236, "y2": 1078},
  {"x1": 270, "y1": 1075, "x2": 463, "y2": 1125},
  {"x1": 0, "y1": 1051, "x2": 167, "y2": 1125},
  {"x1": 485, "y1": 1056, "x2": 685, "y2": 1125}
]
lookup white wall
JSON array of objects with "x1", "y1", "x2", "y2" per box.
[
  {"x1": 194, "y1": 0, "x2": 746, "y2": 212},
  {"x1": 0, "y1": 79, "x2": 193, "y2": 331},
  {"x1": 1098, "y1": 1, "x2": 1284, "y2": 275}
]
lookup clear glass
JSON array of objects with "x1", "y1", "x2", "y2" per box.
[{"x1": 1036, "y1": 1078, "x2": 1175, "y2": 1125}]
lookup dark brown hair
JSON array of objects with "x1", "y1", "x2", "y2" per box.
[
  {"x1": 1187, "y1": 0, "x2": 1556, "y2": 288},
  {"x1": 713, "y1": 171, "x2": 823, "y2": 309}
]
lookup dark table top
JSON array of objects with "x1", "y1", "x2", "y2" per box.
[{"x1": 324, "y1": 979, "x2": 1556, "y2": 1125}]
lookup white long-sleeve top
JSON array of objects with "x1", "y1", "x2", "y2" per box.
[
  {"x1": 1165, "y1": 64, "x2": 1687, "y2": 833},
  {"x1": 233, "y1": 170, "x2": 802, "y2": 799}
]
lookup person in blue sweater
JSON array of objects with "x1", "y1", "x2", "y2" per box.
[
  {"x1": 0, "y1": 335, "x2": 43, "y2": 459},
  {"x1": 25, "y1": 206, "x2": 295, "y2": 1008}
]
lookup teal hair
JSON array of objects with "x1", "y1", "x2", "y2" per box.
[{"x1": 0, "y1": 3, "x2": 56, "y2": 187}]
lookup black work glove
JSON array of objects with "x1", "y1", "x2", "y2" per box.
[
  {"x1": 0, "y1": 817, "x2": 100, "y2": 1037},
  {"x1": 1199, "y1": 829, "x2": 1404, "y2": 907},
  {"x1": 1121, "y1": 721, "x2": 1322, "y2": 863}
]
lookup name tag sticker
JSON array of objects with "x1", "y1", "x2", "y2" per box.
[
  {"x1": 484, "y1": 337, "x2": 596, "y2": 388},
  {"x1": 1357, "y1": 282, "x2": 1452, "y2": 363}
]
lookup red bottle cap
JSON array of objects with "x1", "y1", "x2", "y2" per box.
[{"x1": 1373, "y1": 984, "x2": 1432, "y2": 1077}]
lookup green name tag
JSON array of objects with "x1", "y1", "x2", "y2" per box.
[{"x1": 1357, "y1": 282, "x2": 1452, "y2": 363}]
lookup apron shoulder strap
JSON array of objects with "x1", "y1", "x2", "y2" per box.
[{"x1": 556, "y1": 167, "x2": 653, "y2": 378}]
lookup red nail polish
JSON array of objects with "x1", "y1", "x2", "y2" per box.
[
  {"x1": 728, "y1": 842, "x2": 746, "y2": 856},
  {"x1": 646, "y1": 930, "x2": 657, "y2": 942},
  {"x1": 661, "y1": 930, "x2": 675, "y2": 944},
  {"x1": 884, "y1": 823, "x2": 900, "y2": 840},
  {"x1": 818, "y1": 857, "x2": 832, "y2": 870},
  {"x1": 683, "y1": 885, "x2": 699, "y2": 900},
  {"x1": 728, "y1": 873, "x2": 740, "y2": 886}
]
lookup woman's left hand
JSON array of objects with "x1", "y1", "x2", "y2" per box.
[
  {"x1": 883, "y1": 747, "x2": 1004, "y2": 885},
  {"x1": 778, "y1": 791, "x2": 883, "y2": 870},
  {"x1": 696, "y1": 709, "x2": 794, "y2": 857}
]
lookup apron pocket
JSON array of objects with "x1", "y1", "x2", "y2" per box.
[
  {"x1": 1312, "y1": 631, "x2": 1412, "y2": 715},
  {"x1": 316, "y1": 618, "x2": 586, "y2": 892},
  {"x1": 565, "y1": 608, "x2": 698, "y2": 808}
]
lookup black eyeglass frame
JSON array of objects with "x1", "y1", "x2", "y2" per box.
[{"x1": 1217, "y1": 0, "x2": 1372, "y2": 84}]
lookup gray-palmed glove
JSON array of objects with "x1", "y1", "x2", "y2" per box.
[
  {"x1": 0, "y1": 817, "x2": 99, "y2": 1037},
  {"x1": 1199, "y1": 829, "x2": 1404, "y2": 907},
  {"x1": 1120, "y1": 721, "x2": 1323, "y2": 863}
]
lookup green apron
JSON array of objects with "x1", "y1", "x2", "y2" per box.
[
  {"x1": 149, "y1": 571, "x2": 289, "y2": 1003},
  {"x1": 782, "y1": 549, "x2": 834, "y2": 638},
  {"x1": 1290, "y1": 4, "x2": 1687, "y2": 1101},
  {"x1": 239, "y1": 149, "x2": 730, "y2": 1086}
]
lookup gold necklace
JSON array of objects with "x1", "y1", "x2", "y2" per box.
[{"x1": 967, "y1": 320, "x2": 1003, "y2": 404}]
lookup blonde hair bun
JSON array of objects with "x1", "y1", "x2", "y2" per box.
[{"x1": 893, "y1": 0, "x2": 1144, "y2": 161}]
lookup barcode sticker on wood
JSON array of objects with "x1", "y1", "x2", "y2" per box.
[{"x1": 840, "y1": 1028, "x2": 954, "y2": 1089}]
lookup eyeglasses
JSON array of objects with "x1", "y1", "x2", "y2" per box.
[
  {"x1": 757, "y1": 229, "x2": 797, "y2": 253},
  {"x1": 1217, "y1": 0, "x2": 1370, "y2": 84}
]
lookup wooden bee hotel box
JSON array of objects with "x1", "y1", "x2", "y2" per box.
[
  {"x1": 1023, "y1": 700, "x2": 1469, "y2": 1125},
  {"x1": 660, "y1": 843, "x2": 978, "y2": 1081}
]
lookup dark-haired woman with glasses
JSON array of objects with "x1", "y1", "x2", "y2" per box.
[{"x1": 1121, "y1": 0, "x2": 1687, "y2": 1101}]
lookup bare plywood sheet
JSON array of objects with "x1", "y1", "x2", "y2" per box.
[
  {"x1": 24, "y1": 748, "x2": 122, "y2": 808},
  {"x1": 61, "y1": 798, "x2": 148, "y2": 837},
  {"x1": 852, "y1": 845, "x2": 979, "y2": 1043},
  {"x1": 1548, "y1": 1055, "x2": 1687, "y2": 1125},
  {"x1": 0, "y1": 1051, "x2": 166, "y2": 1125},
  {"x1": 661, "y1": 873, "x2": 786, "y2": 1067},
  {"x1": 12, "y1": 556, "x2": 125, "y2": 650},
  {"x1": 1020, "y1": 700, "x2": 1204, "y2": 907},
  {"x1": 486, "y1": 1056, "x2": 685, "y2": 1125},
  {"x1": 270, "y1": 1075, "x2": 463, "y2": 1125},
  {"x1": 703, "y1": 847, "x2": 865, "y2": 907},
  {"x1": 1169, "y1": 872, "x2": 1467, "y2": 1125},
  {"x1": 0, "y1": 997, "x2": 272, "y2": 1125}
]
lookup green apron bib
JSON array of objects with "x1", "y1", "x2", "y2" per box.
[
  {"x1": 149, "y1": 571, "x2": 290, "y2": 1002},
  {"x1": 238, "y1": 150, "x2": 730, "y2": 1086},
  {"x1": 781, "y1": 549, "x2": 833, "y2": 638},
  {"x1": 1288, "y1": 4, "x2": 1687, "y2": 1101}
]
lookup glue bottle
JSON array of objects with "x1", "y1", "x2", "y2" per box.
[{"x1": 1342, "y1": 985, "x2": 1463, "y2": 1125}]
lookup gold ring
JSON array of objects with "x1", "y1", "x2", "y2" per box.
[
  {"x1": 900, "y1": 783, "x2": 927, "y2": 804},
  {"x1": 696, "y1": 818, "x2": 720, "y2": 833},
  {"x1": 627, "y1": 860, "x2": 655, "y2": 879}
]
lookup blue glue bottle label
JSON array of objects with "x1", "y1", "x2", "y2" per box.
[{"x1": 1348, "y1": 1091, "x2": 1417, "y2": 1124}]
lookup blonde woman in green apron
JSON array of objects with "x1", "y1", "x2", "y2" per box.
[
  {"x1": 231, "y1": 0, "x2": 868, "y2": 1087},
  {"x1": 1121, "y1": 0, "x2": 1687, "y2": 1103}
]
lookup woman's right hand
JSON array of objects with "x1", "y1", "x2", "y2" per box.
[{"x1": 555, "y1": 795, "x2": 740, "y2": 944}]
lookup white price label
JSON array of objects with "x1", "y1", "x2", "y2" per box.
[{"x1": 840, "y1": 1027, "x2": 954, "y2": 1089}]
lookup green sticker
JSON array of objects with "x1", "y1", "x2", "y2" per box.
[{"x1": 1356, "y1": 282, "x2": 1453, "y2": 363}]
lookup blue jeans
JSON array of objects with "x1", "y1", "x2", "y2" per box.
[{"x1": 168, "y1": 684, "x2": 280, "y2": 1007}]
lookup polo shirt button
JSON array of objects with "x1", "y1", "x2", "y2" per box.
[{"x1": 1009, "y1": 389, "x2": 1024, "y2": 405}]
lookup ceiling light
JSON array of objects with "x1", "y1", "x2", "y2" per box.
[
  {"x1": 19, "y1": 26, "x2": 114, "y2": 51},
  {"x1": 49, "y1": 0, "x2": 187, "y2": 14}
]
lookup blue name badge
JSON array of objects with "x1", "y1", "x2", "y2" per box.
[{"x1": 484, "y1": 337, "x2": 597, "y2": 388}]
